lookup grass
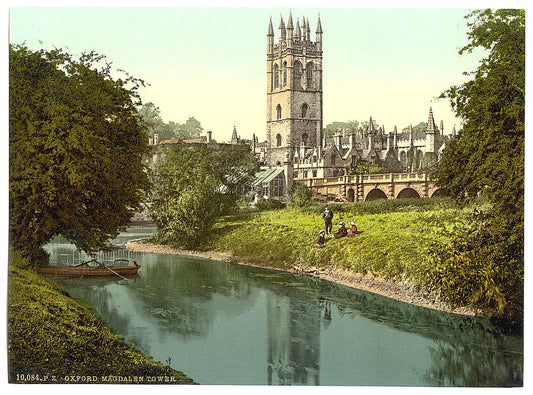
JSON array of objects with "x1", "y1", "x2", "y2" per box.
[
  {"x1": 206, "y1": 198, "x2": 479, "y2": 280},
  {"x1": 7, "y1": 250, "x2": 195, "y2": 384}
]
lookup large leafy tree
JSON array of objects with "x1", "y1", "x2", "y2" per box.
[
  {"x1": 9, "y1": 45, "x2": 151, "y2": 260},
  {"x1": 431, "y1": 9, "x2": 524, "y2": 319},
  {"x1": 151, "y1": 143, "x2": 260, "y2": 249}
]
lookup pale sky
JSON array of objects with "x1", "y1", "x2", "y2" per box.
[{"x1": 9, "y1": 3, "x2": 490, "y2": 142}]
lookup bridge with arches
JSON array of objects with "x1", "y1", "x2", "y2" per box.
[{"x1": 296, "y1": 172, "x2": 447, "y2": 203}]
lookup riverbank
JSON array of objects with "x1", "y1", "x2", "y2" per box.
[
  {"x1": 125, "y1": 238, "x2": 478, "y2": 316},
  {"x1": 7, "y1": 251, "x2": 196, "y2": 384}
]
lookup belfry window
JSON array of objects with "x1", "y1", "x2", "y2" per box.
[
  {"x1": 273, "y1": 64, "x2": 279, "y2": 89},
  {"x1": 276, "y1": 104, "x2": 282, "y2": 119},
  {"x1": 276, "y1": 134, "x2": 282, "y2": 147},
  {"x1": 293, "y1": 61, "x2": 303, "y2": 89},
  {"x1": 301, "y1": 103, "x2": 308, "y2": 118},
  {"x1": 282, "y1": 61, "x2": 287, "y2": 87},
  {"x1": 306, "y1": 62, "x2": 314, "y2": 89}
]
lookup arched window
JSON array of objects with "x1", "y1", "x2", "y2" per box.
[
  {"x1": 293, "y1": 61, "x2": 303, "y2": 89},
  {"x1": 276, "y1": 104, "x2": 282, "y2": 119},
  {"x1": 282, "y1": 61, "x2": 287, "y2": 87},
  {"x1": 273, "y1": 63, "x2": 279, "y2": 89},
  {"x1": 306, "y1": 62, "x2": 314, "y2": 89},
  {"x1": 276, "y1": 134, "x2": 282, "y2": 147},
  {"x1": 301, "y1": 133, "x2": 309, "y2": 146},
  {"x1": 301, "y1": 103, "x2": 308, "y2": 118}
]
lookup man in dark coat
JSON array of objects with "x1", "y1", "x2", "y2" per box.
[{"x1": 322, "y1": 205, "x2": 333, "y2": 235}]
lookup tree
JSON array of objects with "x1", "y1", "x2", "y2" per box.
[
  {"x1": 402, "y1": 122, "x2": 427, "y2": 134},
  {"x1": 9, "y1": 45, "x2": 151, "y2": 261},
  {"x1": 139, "y1": 102, "x2": 177, "y2": 141},
  {"x1": 323, "y1": 120, "x2": 359, "y2": 138},
  {"x1": 151, "y1": 143, "x2": 260, "y2": 248},
  {"x1": 289, "y1": 185, "x2": 314, "y2": 209},
  {"x1": 431, "y1": 9, "x2": 524, "y2": 319},
  {"x1": 177, "y1": 116, "x2": 203, "y2": 139}
]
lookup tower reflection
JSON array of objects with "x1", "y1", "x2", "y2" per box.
[{"x1": 266, "y1": 293, "x2": 326, "y2": 385}]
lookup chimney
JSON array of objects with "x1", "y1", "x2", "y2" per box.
[{"x1": 207, "y1": 130, "x2": 212, "y2": 143}]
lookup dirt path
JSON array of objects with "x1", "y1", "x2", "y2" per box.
[{"x1": 125, "y1": 238, "x2": 479, "y2": 317}]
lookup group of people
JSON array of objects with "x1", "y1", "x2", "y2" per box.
[{"x1": 313, "y1": 205, "x2": 363, "y2": 248}]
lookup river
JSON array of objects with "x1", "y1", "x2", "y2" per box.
[{"x1": 43, "y1": 225, "x2": 523, "y2": 386}]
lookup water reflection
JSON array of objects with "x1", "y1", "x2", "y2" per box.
[{"x1": 45, "y1": 227, "x2": 523, "y2": 386}]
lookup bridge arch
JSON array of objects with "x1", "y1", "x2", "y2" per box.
[
  {"x1": 431, "y1": 188, "x2": 448, "y2": 198},
  {"x1": 366, "y1": 189, "x2": 388, "y2": 201},
  {"x1": 397, "y1": 188, "x2": 420, "y2": 199},
  {"x1": 347, "y1": 188, "x2": 355, "y2": 202}
]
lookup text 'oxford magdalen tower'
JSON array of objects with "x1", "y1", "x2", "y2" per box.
[{"x1": 266, "y1": 13, "x2": 323, "y2": 168}]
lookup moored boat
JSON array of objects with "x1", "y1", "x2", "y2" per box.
[{"x1": 36, "y1": 259, "x2": 140, "y2": 277}]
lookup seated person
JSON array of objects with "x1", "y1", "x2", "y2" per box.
[
  {"x1": 347, "y1": 221, "x2": 363, "y2": 237},
  {"x1": 334, "y1": 221, "x2": 348, "y2": 238},
  {"x1": 312, "y1": 230, "x2": 326, "y2": 248}
]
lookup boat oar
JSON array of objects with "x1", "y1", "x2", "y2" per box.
[{"x1": 105, "y1": 266, "x2": 128, "y2": 280}]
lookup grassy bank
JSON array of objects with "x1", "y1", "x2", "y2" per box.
[
  {"x1": 171, "y1": 197, "x2": 520, "y2": 318},
  {"x1": 206, "y1": 198, "x2": 477, "y2": 279},
  {"x1": 7, "y1": 250, "x2": 195, "y2": 384}
]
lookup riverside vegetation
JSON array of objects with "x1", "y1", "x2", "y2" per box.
[
  {"x1": 7, "y1": 250, "x2": 195, "y2": 384},
  {"x1": 151, "y1": 196, "x2": 522, "y2": 320}
]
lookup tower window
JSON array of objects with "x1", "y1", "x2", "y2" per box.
[
  {"x1": 306, "y1": 62, "x2": 314, "y2": 89},
  {"x1": 273, "y1": 63, "x2": 279, "y2": 89},
  {"x1": 293, "y1": 61, "x2": 303, "y2": 89},
  {"x1": 282, "y1": 61, "x2": 287, "y2": 87},
  {"x1": 301, "y1": 103, "x2": 308, "y2": 118},
  {"x1": 276, "y1": 104, "x2": 282, "y2": 119},
  {"x1": 276, "y1": 134, "x2": 282, "y2": 147},
  {"x1": 301, "y1": 133, "x2": 309, "y2": 146}
]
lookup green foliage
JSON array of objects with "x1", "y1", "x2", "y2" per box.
[
  {"x1": 423, "y1": 217, "x2": 523, "y2": 320},
  {"x1": 256, "y1": 198, "x2": 286, "y2": 211},
  {"x1": 433, "y1": 9, "x2": 524, "y2": 318},
  {"x1": 289, "y1": 185, "x2": 314, "y2": 208},
  {"x1": 139, "y1": 102, "x2": 203, "y2": 141},
  {"x1": 7, "y1": 252, "x2": 194, "y2": 383},
  {"x1": 9, "y1": 45, "x2": 151, "y2": 259},
  {"x1": 323, "y1": 120, "x2": 360, "y2": 138},
  {"x1": 402, "y1": 122, "x2": 428, "y2": 134},
  {"x1": 348, "y1": 160, "x2": 384, "y2": 175},
  {"x1": 151, "y1": 144, "x2": 260, "y2": 248}
]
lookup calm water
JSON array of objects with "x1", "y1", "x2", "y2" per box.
[{"x1": 44, "y1": 225, "x2": 523, "y2": 386}]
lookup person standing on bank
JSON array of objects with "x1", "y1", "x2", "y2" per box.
[{"x1": 322, "y1": 205, "x2": 333, "y2": 236}]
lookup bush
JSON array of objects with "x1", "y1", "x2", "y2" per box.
[
  {"x1": 255, "y1": 198, "x2": 286, "y2": 211},
  {"x1": 289, "y1": 185, "x2": 315, "y2": 209}
]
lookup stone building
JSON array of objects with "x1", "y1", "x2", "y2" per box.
[{"x1": 252, "y1": 13, "x2": 452, "y2": 202}]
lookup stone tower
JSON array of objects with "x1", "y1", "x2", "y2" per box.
[{"x1": 266, "y1": 13, "x2": 323, "y2": 167}]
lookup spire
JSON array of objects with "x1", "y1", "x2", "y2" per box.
[
  {"x1": 287, "y1": 11, "x2": 293, "y2": 30},
  {"x1": 306, "y1": 17, "x2": 311, "y2": 40},
  {"x1": 231, "y1": 125, "x2": 239, "y2": 144},
  {"x1": 268, "y1": 16, "x2": 274, "y2": 36},
  {"x1": 440, "y1": 120, "x2": 444, "y2": 136},
  {"x1": 295, "y1": 18, "x2": 301, "y2": 40},
  {"x1": 368, "y1": 116, "x2": 375, "y2": 134},
  {"x1": 316, "y1": 14, "x2": 323, "y2": 34},
  {"x1": 286, "y1": 11, "x2": 293, "y2": 44},
  {"x1": 426, "y1": 107, "x2": 436, "y2": 134},
  {"x1": 279, "y1": 15, "x2": 286, "y2": 41}
]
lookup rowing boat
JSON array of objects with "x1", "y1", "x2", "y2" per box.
[{"x1": 36, "y1": 259, "x2": 140, "y2": 277}]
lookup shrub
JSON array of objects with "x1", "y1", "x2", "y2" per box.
[
  {"x1": 289, "y1": 185, "x2": 315, "y2": 209},
  {"x1": 255, "y1": 198, "x2": 286, "y2": 211}
]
